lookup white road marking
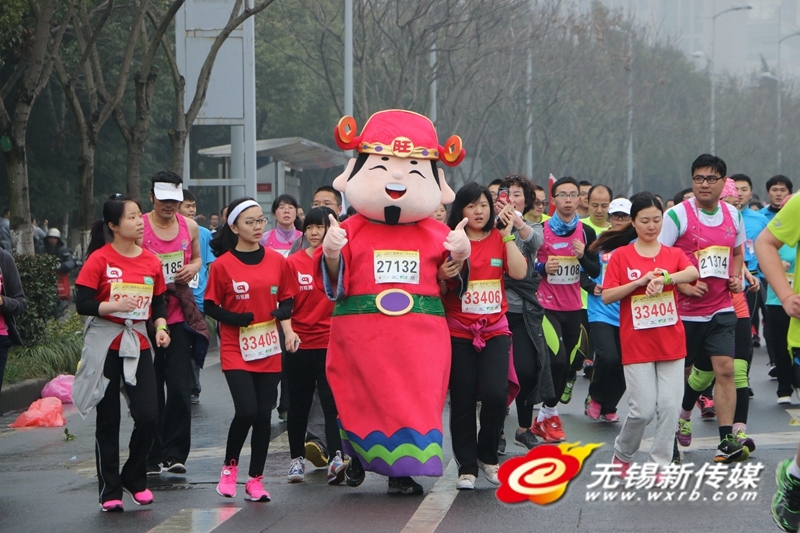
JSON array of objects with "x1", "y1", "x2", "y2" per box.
[
  {"x1": 147, "y1": 508, "x2": 241, "y2": 533},
  {"x1": 400, "y1": 459, "x2": 459, "y2": 533}
]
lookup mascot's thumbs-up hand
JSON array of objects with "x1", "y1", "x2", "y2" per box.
[
  {"x1": 444, "y1": 217, "x2": 471, "y2": 262},
  {"x1": 323, "y1": 214, "x2": 348, "y2": 260}
]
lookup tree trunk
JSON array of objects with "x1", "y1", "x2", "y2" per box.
[
  {"x1": 77, "y1": 141, "x2": 96, "y2": 233},
  {"x1": 168, "y1": 71, "x2": 187, "y2": 177},
  {"x1": 3, "y1": 140, "x2": 35, "y2": 254},
  {"x1": 125, "y1": 69, "x2": 158, "y2": 196}
]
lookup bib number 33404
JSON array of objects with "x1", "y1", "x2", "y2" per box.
[{"x1": 239, "y1": 320, "x2": 281, "y2": 361}]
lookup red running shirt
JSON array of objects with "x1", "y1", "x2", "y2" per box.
[
  {"x1": 602, "y1": 243, "x2": 692, "y2": 365},
  {"x1": 205, "y1": 247, "x2": 299, "y2": 373},
  {"x1": 443, "y1": 229, "x2": 511, "y2": 340},
  {"x1": 286, "y1": 249, "x2": 333, "y2": 349},
  {"x1": 76, "y1": 243, "x2": 166, "y2": 350}
]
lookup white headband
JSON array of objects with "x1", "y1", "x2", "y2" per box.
[{"x1": 228, "y1": 200, "x2": 261, "y2": 228}]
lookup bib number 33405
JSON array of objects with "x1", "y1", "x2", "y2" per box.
[{"x1": 239, "y1": 320, "x2": 281, "y2": 361}]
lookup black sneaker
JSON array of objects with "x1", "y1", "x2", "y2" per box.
[
  {"x1": 770, "y1": 364, "x2": 779, "y2": 379},
  {"x1": 753, "y1": 336, "x2": 761, "y2": 348},
  {"x1": 162, "y1": 460, "x2": 187, "y2": 474},
  {"x1": 773, "y1": 459, "x2": 800, "y2": 532},
  {"x1": 146, "y1": 463, "x2": 162, "y2": 476},
  {"x1": 514, "y1": 428, "x2": 540, "y2": 450},
  {"x1": 671, "y1": 437, "x2": 681, "y2": 464},
  {"x1": 714, "y1": 434, "x2": 749, "y2": 464},
  {"x1": 190, "y1": 393, "x2": 200, "y2": 405},
  {"x1": 304, "y1": 439, "x2": 329, "y2": 468},
  {"x1": 498, "y1": 429, "x2": 507, "y2": 456},
  {"x1": 387, "y1": 476, "x2": 423, "y2": 495},
  {"x1": 278, "y1": 410, "x2": 288, "y2": 422},
  {"x1": 345, "y1": 456, "x2": 365, "y2": 487}
]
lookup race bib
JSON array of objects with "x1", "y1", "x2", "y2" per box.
[
  {"x1": 239, "y1": 320, "x2": 281, "y2": 361},
  {"x1": 109, "y1": 283, "x2": 153, "y2": 320},
  {"x1": 373, "y1": 250, "x2": 420, "y2": 284},
  {"x1": 462, "y1": 280, "x2": 502, "y2": 315},
  {"x1": 157, "y1": 251, "x2": 184, "y2": 284},
  {"x1": 188, "y1": 272, "x2": 200, "y2": 289},
  {"x1": 697, "y1": 246, "x2": 730, "y2": 279},
  {"x1": 631, "y1": 291, "x2": 678, "y2": 330},
  {"x1": 548, "y1": 256, "x2": 580, "y2": 285},
  {"x1": 745, "y1": 239, "x2": 755, "y2": 257}
]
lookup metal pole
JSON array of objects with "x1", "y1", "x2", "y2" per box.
[
  {"x1": 429, "y1": 43, "x2": 437, "y2": 124},
  {"x1": 710, "y1": 9, "x2": 716, "y2": 155},
  {"x1": 626, "y1": 31, "x2": 633, "y2": 197},
  {"x1": 778, "y1": 8, "x2": 783, "y2": 174},
  {"x1": 344, "y1": 0, "x2": 353, "y2": 118},
  {"x1": 525, "y1": 47, "x2": 533, "y2": 178}
]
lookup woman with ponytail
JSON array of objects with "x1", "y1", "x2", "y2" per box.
[
  {"x1": 204, "y1": 197, "x2": 300, "y2": 503},
  {"x1": 73, "y1": 194, "x2": 170, "y2": 512},
  {"x1": 599, "y1": 192, "x2": 699, "y2": 476}
]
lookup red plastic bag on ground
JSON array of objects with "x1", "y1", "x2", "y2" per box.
[
  {"x1": 9, "y1": 397, "x2": 66, "y2": 428},
  {"x1": 41, "y1": 374, "x2": 74, "y2": 404}
]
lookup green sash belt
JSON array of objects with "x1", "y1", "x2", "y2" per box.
[{"x1": 333, "y1": 293, "x2": 444, "y2": 317}]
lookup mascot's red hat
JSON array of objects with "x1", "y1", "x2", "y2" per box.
[{"x1": 334, "y1": 109, "x2": 466, "y2": 167}]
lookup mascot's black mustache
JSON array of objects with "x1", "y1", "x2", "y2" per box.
[{"x1": 384, "y1": 205, "x2": 401, "y2": 225}]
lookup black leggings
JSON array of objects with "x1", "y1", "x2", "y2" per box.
[
  {"x1": 587, "y1": 322, "x2": 625, "y2": 414},
  {"x1": 223, "y1": 370, "x2": 280, "y2": 478},
  {"x1": 543, "y1": 309, "x2": 582, "y2": 408},
  {"x1": 734, "y1": 316, "x2": 753, "y2": 425},
  {"x1": 508, "y1": 312, "x2": 541, "y2": 428},
  {"x1": 95, "y1": 349, "x2": 158, "y2": 503},
  {"x1": 449, "y1": 335, "x2": 510, "y2": 476},
  {"x1": 284, "y1": 348, "x2": 342, "y2": 460},
  {"x1": 765, "y1": 305, "x2": 794, "y2": 398}
]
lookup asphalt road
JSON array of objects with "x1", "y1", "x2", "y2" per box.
[{"x1": 1, "y1": 343, "x2": 798, "y2": 533}]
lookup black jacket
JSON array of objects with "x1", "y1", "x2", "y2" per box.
[
  {"x1": 0, "y1": 250, "x2": 26, "y2": 345},
  {"x1": 44, "y1": 241, "x2": 77, "y2": 274}
]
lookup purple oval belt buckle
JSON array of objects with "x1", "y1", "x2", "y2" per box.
[{"x1": 375, "y1": 289, "x2": 414, "y2": 316}]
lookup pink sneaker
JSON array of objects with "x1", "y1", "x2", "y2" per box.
[
  {"x1": 612, "y1": 455, "x2": 630, "y2": 480},
  {"x1": 585, "y1": 397, "x2": 601, "y2": 420},
  {"x1": 123, "y1": 487, "x2": 154, "y2": 505},
  {"x1": 601, "y1": 412, "x2": 620, "y2": 423},
  {"x1": 216, "y1": 461, "x2": 238, "y2": 498},
  {"x1": 101, "y1": 499, "x2": 124, "y2": 512},
  {"x1": 245, "y1": 476, "x2": 271, "y2": 502}
]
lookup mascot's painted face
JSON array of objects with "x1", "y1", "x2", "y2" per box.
[{"x1": 333, "y1": 153, "x2": 455, "y2": 225}]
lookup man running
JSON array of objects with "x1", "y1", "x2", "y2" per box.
[
  {"x1": 532, "y1": 177, "x2": 600, "y2": 443},
  {"x1": 659, "y1": 154, "x2": 748, "y2": 464},
  {"x1": 577, "y1": 180, "x2": 592, "y2": 219},
  {"x1": 143, "y1": 171, "x2": 203, "y2": 475},
  {"x1": 757, "y1": 192, "x2": 800, "y2": 532},
  {"x1": 761, "y1": 175, "x2": 793, "y2": 222}
]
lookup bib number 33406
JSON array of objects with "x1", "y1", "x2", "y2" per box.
[
  {"x1": 239, "y1": 320, "x2": 281, "y2": 361},
  {"x1": 374, "y1": 250, "x2": 420, "y2": 284}
]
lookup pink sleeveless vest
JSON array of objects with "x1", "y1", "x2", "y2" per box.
[
  {"x1": 260, "y1": 228, "x2": 301, "y2": 257},
  {"x1": 143, "y1": 213, "x2": 192, "y2": 324},
  {"x1": 674, "y1": 200, "x2": 735, "y2": 317},
  {"x1": 537, "y1": 219, "x2": 584, "y2": 312}
]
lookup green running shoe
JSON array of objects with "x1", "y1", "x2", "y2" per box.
[
  {"x1": 773, "y1": 459, "x2": 800, "y2": 532},
  {"x1": 676, "y1": 418, "x2": 692, "y2": 447},
  {"x1": 561, "y1": 379, "x2": 575, "y2": 404},
  {"x1": 714, "y1": 434, "x2": 748, "y2": 464}
]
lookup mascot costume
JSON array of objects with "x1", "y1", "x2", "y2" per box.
[{"x1": 317, "y1": 109, "x2": 470, "y2": 495}]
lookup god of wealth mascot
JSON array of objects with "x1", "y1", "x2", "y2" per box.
[{"x1": 316, "y1": 109, "x2": 470, "y2": 495}]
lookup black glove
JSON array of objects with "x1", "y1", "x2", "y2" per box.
[{"x1": 234, "y1": 311, "x2": 255, "y2": 327}]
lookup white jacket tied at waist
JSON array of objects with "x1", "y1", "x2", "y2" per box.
[{"x1": 72, "y1": 316, "x2": 153, "y2": 418}]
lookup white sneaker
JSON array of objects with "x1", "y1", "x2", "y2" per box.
[
  {"x1": 478, "y1": 460, "x2": 500, "y2": 485},
  {"x1": 287, "y1": 457, "x2": 305, "y2": 482},
  {"x1": 778, "y1": 396, "x2": 792, "y2": 405},
  {"x1": 456, "y1": 474, "x2": 476, "y2": 490}
]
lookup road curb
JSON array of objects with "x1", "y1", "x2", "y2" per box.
[{"x1": 0, "y1": 377, "x2": 48, "y2": 415}]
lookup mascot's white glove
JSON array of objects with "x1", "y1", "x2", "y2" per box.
[
  {"x1": 444, "y1": 217, "x2": 471, "y2": 262},
  {"x1": 322, "y1": 214, "x2": 348, "y2": 260}
]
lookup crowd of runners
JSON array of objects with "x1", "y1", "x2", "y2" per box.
[{"x1": 58, "y1": 154, "x2": 800, "y2": 533}]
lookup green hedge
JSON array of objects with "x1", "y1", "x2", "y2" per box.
[
  {"x1": 3, "y1": 312, "x2": 83, "y2": 385},
  {"x1": 13, "y1": 253, "x2": 58, "y2": 346}
]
